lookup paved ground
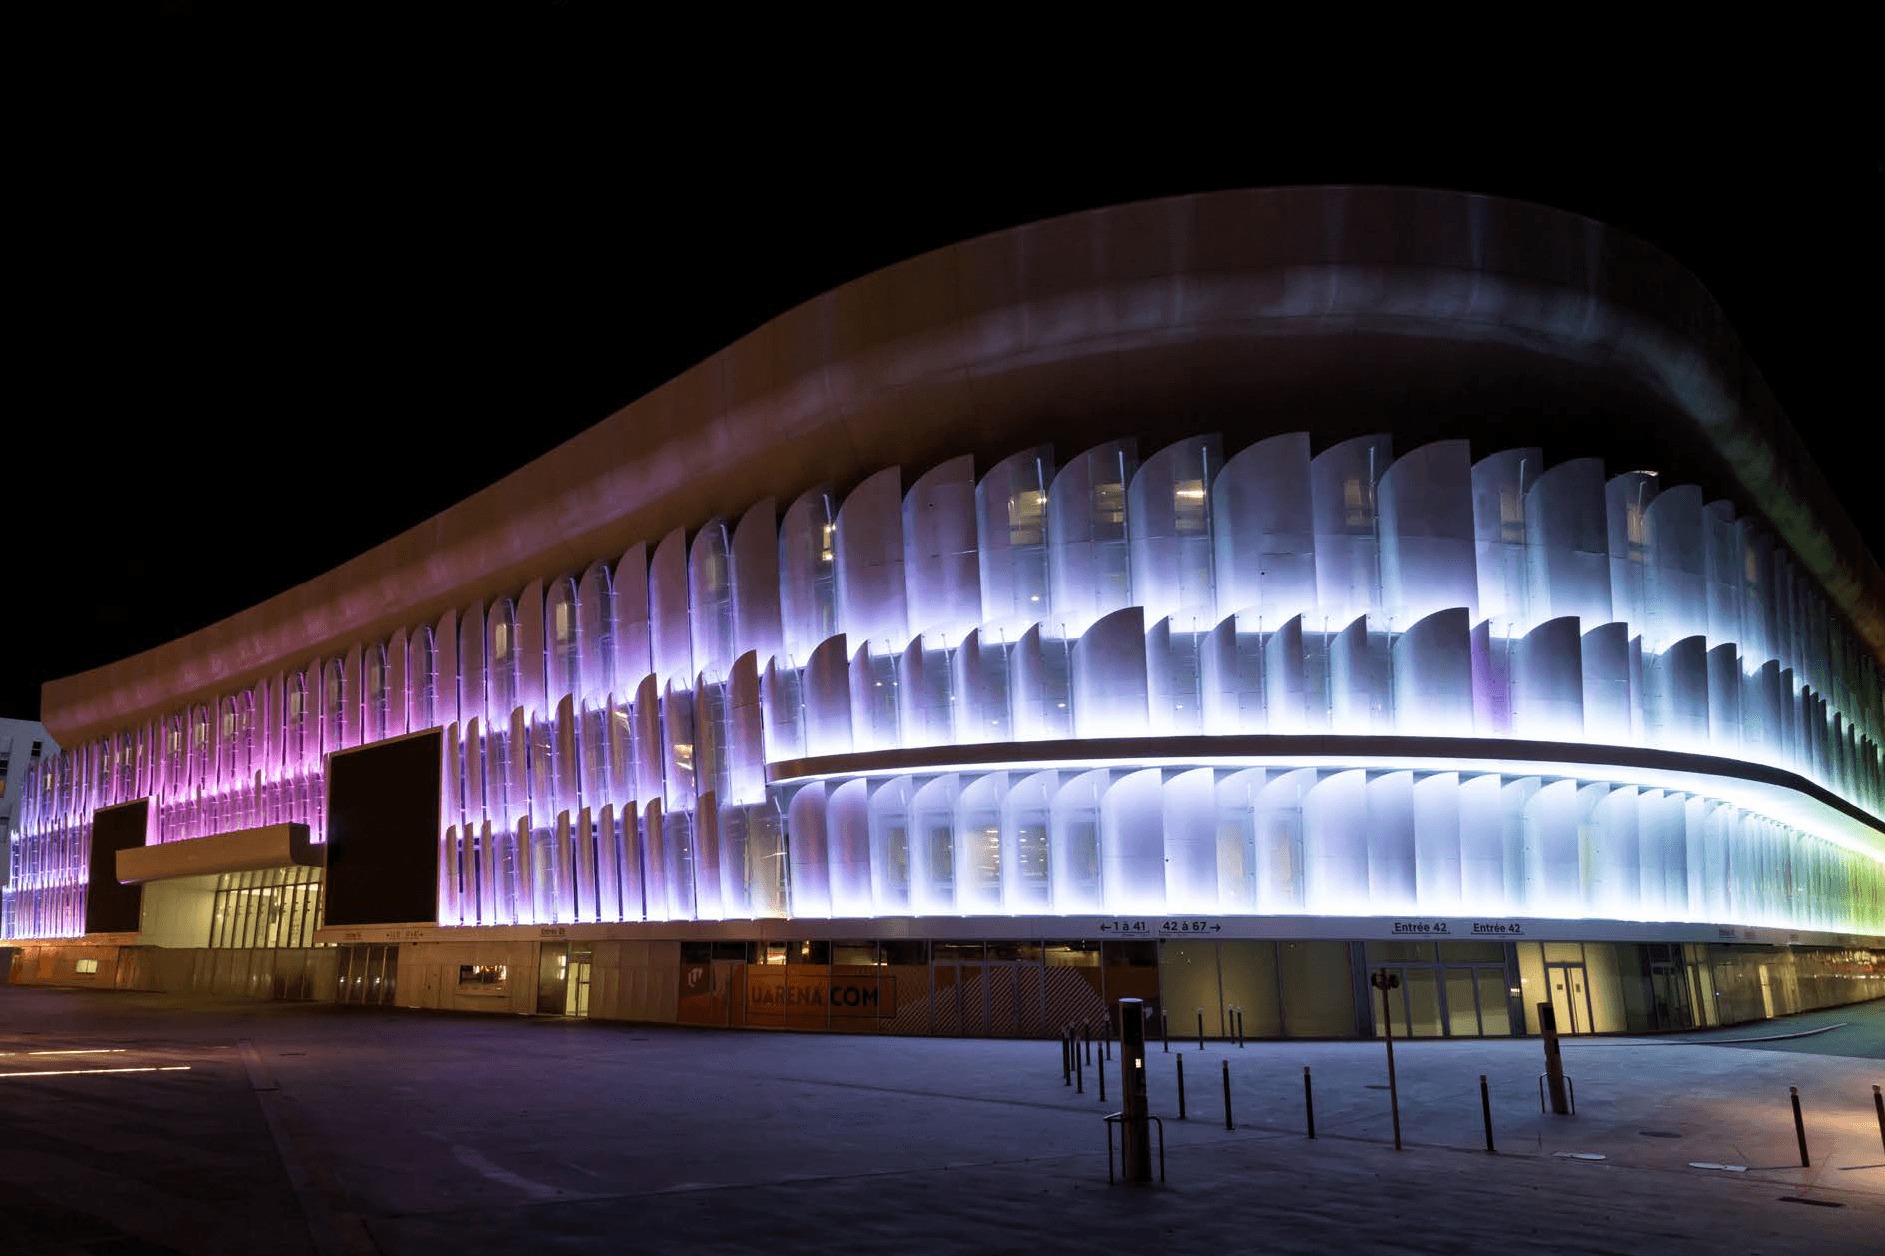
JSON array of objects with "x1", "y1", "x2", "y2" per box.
[
  {"x1": 1664, "y1": 995, "x2": 1885, "y2": 1057},
  {"x1": 1, "y1": 988, "x2": 1880, "y2": 1255}
]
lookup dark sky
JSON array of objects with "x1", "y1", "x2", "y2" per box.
[{"x1": 5, "y1": 15, "x2": 1878, "y2": 726}]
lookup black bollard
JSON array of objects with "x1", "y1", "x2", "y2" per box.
[
  {"x1": 1197, "y1": 1008, "x2": 1205, "y2": 1051},
  {"x1": 1237, "y1": 1008, "x2": 1246, "y2": 1047},
  {"x1": 1222, "y1": 1060, "x2": 1234, "y2": 1131},
  {"x1": 1062, "y1": 1030, "x2": 1071, "y2": 1086},
  {"x1": 1790, "y1": 1086, "x2": 1809, "y2": 1168},
  {"x1": 1303, "y1": 1065, "x2": 1316, "y2": 1139},
  {"x1": 1076, "y1": 1037, "x2": 1085, "y2": 1094},
  {"x1": 1162, "y1": 1007, "x2": 1169, "y2": 1053},
  {"x1": 1875, "y1": 1085, "x2": 1884, "y2": 1154},
  {"x1": 1480, "y1": 1074, "x2": 1495, "y2": 1154},
  {"x1": 1098, "y1": 1043, "x2": 1107, "y2": 1102},
  {"x1": 1176, "y1": 1053, "x2": 1187, "y2": 1120},
  {"x1": 1084, "y1": 1025, "x2": 1092, "y2": 1066}
]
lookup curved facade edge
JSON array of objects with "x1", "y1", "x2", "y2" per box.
[
  {"x1": 767, "y1": 732, "x2": 1885, "y2": 850},
  {"x1": 39, "y1": 186, "x2": 1885, "y2": 745}
]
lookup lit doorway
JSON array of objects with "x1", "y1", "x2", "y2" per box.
[
  {"x1": 566, "y1": 947, "x2": 592, "y2": 1018},
  {"x1": 1544, "y1": 961, "x2": 1593, "y2": 1035},
  {"x1": 1372, "y1": 963, "x2": 1510, "y2": 1037},
  {"x1": 334, "y1": 944, "x2": 397, "y2": 1006},
  {"x1": 537, "y1": 944, "x2": 566, "y2": 1015},
  {"x1": 537, "y1": 943, "x2": 593, "y2": 1018}
]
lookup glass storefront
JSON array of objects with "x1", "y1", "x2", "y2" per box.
[
  {"x1": 660, "y1": 934, "x2": 1879, "y2": 1039},
  {"x1": 1363, "y1": 942, "x2": 1512, "y2": 1038},
  {"x1": 207, "y1": 865, "x2": 323, "y2": 948}
]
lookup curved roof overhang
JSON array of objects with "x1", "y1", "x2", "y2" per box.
[
  {"x1": 768, "y1": 733, "x2": 1885, "y2": 866},
  {"x1": 41, "y1": 185, "x2": 1883, "y2": 744}
]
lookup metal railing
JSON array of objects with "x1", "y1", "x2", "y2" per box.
[{"x1": 1103, "y1": 1111, "x2": 1167, "y2": 1184}]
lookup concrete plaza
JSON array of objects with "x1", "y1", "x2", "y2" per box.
[{"x1": 1, "y1": 987, "x2": 1880, "y2": 1255}]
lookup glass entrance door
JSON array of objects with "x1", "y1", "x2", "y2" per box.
[
  {"x1": 564, "y1": 947, "x2": 592, "y2": 1018},
  {"x1": 334, "y1": 944, "x2": 398, "y2": 1006},
  {"x1": 1648, "y1": 958, "x2": 1693, "y2": 1030},
  {"x1": 1372, "y1": 965, "x2": 1443, "y2": 1037},
  {"x1": 1544, "y1": 962, "x2": 1593, "y2": 1035},
  {"x1": 537, "y1": 943, "x2": 568, "y2": 1014},
  {"x1": 1374, "y1": 963, "x2": 1510, "y2": 1037}
]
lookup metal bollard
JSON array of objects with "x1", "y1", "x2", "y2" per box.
[
  {"x1": 1118, "y1": 997, "x2": 1153, "y2": 1183},
  {"x1": 1098, "y1": 1043, "x2": 1107, "y2": 1102},
  {"x1": 1084, "y1": 1025, "x2": 1092, "y2": 1066},
  {"x1": 1237, "y1": 1008, "x2": 1245, "y2": 1047},
  {"x1": 1162, "y1": 1007, "x2": 1169, "y2": 1053},
  {"x1": 1303, "y1": 1065, "x2": 1316, "y2": 1139},
  {"x1": 1537, "y1": 1002, "x2": 1570, "y2": 1116},
  {"x1": 1480, "y1": 1074, "x2": 1495, "y2": 1154},
  {"x1": 1197, "y1": 1008, "x2": 1205, "y2": 1051},
  {"x1": 1062, "y1": 1029, "x2": 1071, "y2": 1086},
  {"x1": 1874, "y1": 1085, "x2": 1883, "y2": 1154},
  {"x1": 1222, "y1": 1060, "x2": 1234, "y2": 1130},
  {"x1": 1375, "y1": 970, "x2": 1404, "y2": 1151},
  {"x1": 1176, "y1": 1053, "x2": 1187, "y2": 1120},
  {"x1": 1790, "y1": 1086, "x2": 1809, "y2": 1168},
  {"x1": 1076, "y1": 1037, "x2": 1085, "y2": 1094}
]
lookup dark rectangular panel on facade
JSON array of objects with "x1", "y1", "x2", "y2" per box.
[
  {"x1": 324, "y1": 728, "x2": 442, "y2": 927},
  {"x1": 86, "y1": 799, "x2": 147, "y2": 934}
]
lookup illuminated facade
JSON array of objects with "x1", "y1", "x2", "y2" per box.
[
  {"x1": 6, "y1": 187, "x2": 1882, "y2": 1036},
  {"x1": 0, "y1": 717, "x2": 54, "y2": 937}
]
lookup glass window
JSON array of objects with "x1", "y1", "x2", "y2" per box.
[
  {"x1": 458, "y1": 964, "x2": 508, "y2": 991},
  {"x1": 832, "y1": 941, "x2": 877, "y2": 966},
  {"x1": 1279, "y1": 941, "x2": 1358, "y2": 1037},
  {"x1": 1515, "y1": 943, "x2": 1547, "y2": 1033},
  {"x1": 1103, "y1": 941, "x2": 1158, "y2": 967},
  {"x1": 1159, "y1": 940, "x2": 1223, "y2": 1036},
  {"x1": 788, "y1": 940, "x2": 828, "y2": 965},
  {"x1": 934, "y1": 942, "x2": 983, "y2": 962},
  {"x1": 985, "y1": 942, "x2": 1041, "y2": 963},
  {"x1": 1044, "y1": 940, "x2": 1100, "y2": 967},
  {"x1": 712, "y1": 941, "x2": 752, "y2": 963},
  {"x1": 681, "y1": 941, "x2": 713, "y2": 964},
  {"x1": 1009, "y1": 487, "x2": 1046, "y2": 545},
  {"x1": 1217, "y1": 941, "x2": 1282, "y2": 1037},
  {"x1": 1437, "y1": 940, "x2": 1507, "y2": 964},
  {"x1": 1476, "y1": 969, "x2": 1513, "y2": 1036},
  {"x1": 879, "y1": 940, "x2": 928, "y2": 966},
  {"x1": 1365, "y1": 941, "x2": 1436, "y2": 964}
]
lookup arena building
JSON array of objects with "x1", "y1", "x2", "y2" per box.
[{"x1": 5, "y1": 186, "x2": 1882, "y2": 1040}]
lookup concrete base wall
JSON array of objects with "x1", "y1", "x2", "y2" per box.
[{"x1": 7, "y1": 944, "x2": 335, "y2": 1000}]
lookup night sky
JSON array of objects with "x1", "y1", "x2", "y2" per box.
[{"x1": 5, "y1": 16, "x2": 1878, "y2": 727}]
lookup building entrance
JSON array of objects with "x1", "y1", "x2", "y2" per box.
[
  {"x1": 1372, "y1": 963, "x2": 1511, "y2": 1037},
  {"x1": 1544, "y1": 961, "x2": 1594, "y2": 1035},
  {"x1": 537, "y1": 943, "x2": 592, "y2": 1017},
  {"x1": 334, "y1": 943, "x2": 397, "y2": 1006},
  {"x1": 1646, "y1": 953, "x2": 1695, "y2": 1030}
]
